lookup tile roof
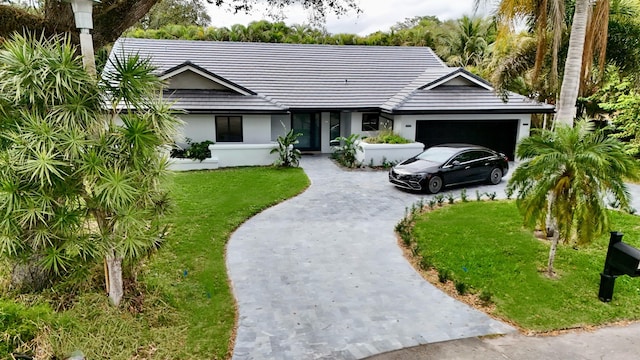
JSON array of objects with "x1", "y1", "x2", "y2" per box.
[
  {"x1": 394, "y1": 86, "x2": 555, "y2": 114},
  {"x1": 107, "y1": 38, "x2": 554, "y2": 114},
  {"x1": 163, "y1": 89, "x2": 287, "y2": 113}
]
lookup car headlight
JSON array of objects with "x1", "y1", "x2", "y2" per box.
[{"x1": 406, "y1": 173, "x2": 428, "y2": 181}]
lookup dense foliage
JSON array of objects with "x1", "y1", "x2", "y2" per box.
[{"x1": 0, "y1": 34, "x2": 181, "y2": 305}]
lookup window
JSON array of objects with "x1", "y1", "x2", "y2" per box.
[
  {"x1": 362, "y1": 113, "x2": 379, "y2": 131},
  {"x1": 216, "y1": 116, "x2": 242, "y2": 142},
  {"x1": 329, "y1": 112, "x2": 340, "y2": 146}
]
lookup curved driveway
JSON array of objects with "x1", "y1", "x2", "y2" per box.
[{"x1": 227, "y1": 156, "x2": 515, "y2": 360}]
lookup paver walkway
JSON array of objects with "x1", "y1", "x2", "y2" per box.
[{"x1": 227, "y1": 155, "x2": 515, "y2": 360}]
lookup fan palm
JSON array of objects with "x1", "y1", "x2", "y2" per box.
[{"x1": 506, "y1": 122, "x2": 639, "y2": 276}]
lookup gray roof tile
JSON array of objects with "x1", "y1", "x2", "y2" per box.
[
  {"x1": 109, "y1": 38, "x2": 446, "y2": 110},
  {"x1": 107, "y1": 38, "x2": 554, "y2": 114},
  {"x1": 163, "y1": 89, "x2": 287, "y2": 113},
  {"x1": 395, "y1": 86, "x2": 555, "y2": 114}
]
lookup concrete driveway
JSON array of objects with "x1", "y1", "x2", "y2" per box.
[{"x1": 227, "y1": 155, "x2": 516, "y2": 360}]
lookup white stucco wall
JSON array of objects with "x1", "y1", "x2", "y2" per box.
[
  {"x1": 167, "y1": 71, "x2": 227, "y2": 90},
  {"x1": 271, "y1": 114, "x2": 290, "y2": 140},
  {"x1": 178, "y1": 114, "x2": 215, "y2": 147},
  {"x1": 242, "y1": 114, "x2": 272, "y2": 143},
  {"x1": 178, "y1": 113, "x2": 272, "y2": 147},
  {"x1": 356, "y1": 141, "x2": 425, "y2": 166}
]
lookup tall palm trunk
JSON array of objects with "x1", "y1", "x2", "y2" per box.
[
  {"x1": 547, "y1": 227, "x2": 560, "y2": 277},
  {"x1": 554, "y1": 0, "x2": 591, "y2": 126}
]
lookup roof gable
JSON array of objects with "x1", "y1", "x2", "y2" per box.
[
  {"x1": 420, "y1": 68, "x2": 493, "y2": 91},
  {"x1": 160, "y1": 61, "x2": 256, "y2": 95}
]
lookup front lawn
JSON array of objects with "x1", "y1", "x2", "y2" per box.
[
  {"x1": 410, "y1": 201, "x2": 640, "y2": 332},
  {"x1": 1, "y1": 167, "x2": 309, "y2": 359}
]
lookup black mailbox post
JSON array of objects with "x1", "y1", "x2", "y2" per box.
[{"x1": 599, "y1": 232, "x2": 640, "y2": 302}]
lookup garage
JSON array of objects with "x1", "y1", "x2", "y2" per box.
[{"x1": 415, "y1": 120, "x2": 519, "y2": 160}]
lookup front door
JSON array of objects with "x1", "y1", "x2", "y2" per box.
[{"x1": 292, "y1": 113, "x2": 321, "y2": 151}]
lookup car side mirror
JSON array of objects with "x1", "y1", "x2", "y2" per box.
[{"x1": 452, "y1": 160, "x2": 461, "y2": 166}]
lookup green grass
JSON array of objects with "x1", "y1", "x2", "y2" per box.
[
  {"x1": 1, "y1": 167, "x2": 309, "y2": 359},
  {"x1": 144, "y1": 167, "x2": 309, "y2": 358},
  {"x1": 412, "y1": 201, "x2": 640, "y2": 332}
]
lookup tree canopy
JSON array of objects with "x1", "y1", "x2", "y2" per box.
[
  {"x1": 0, "y1": 0, "x2": 359, "y2": 49},
  {"x1": 138, "y1": 0, "x2": 211, "y2": 29}
]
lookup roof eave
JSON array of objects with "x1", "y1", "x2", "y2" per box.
[{"x1": 388, "y1": 108, "x2": 556, "y2": 115}]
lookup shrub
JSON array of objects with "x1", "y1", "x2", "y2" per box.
[
  {"x1": 446, "y1": 193, "x2": 455, "y2": 204},
  {"x1": 486, "y1": 192, "x2": 497, "y2": 201},
  {"x1": 479, "y1": 290, "x2": 493, "y2": 304},
  {"x1": 362, "y1": 129, "x2": 411, "y2": 144},
  {"x1": 475, "y1": 190, "x2": 483, "y2": 201},
  {"x1": 428, "y1": 199, "x2": 437, "y2": 209},
  {"x1": 172, "y1": 138, "x2": 215, "y2": 161},
  {"x1": 455, "y1": 280, "x2": 468, "y2": 295},
  {"x1": 460, "y1": 189, "x2": 469, "y2": 202},
  {"x1": 434, "y1": 194, "x2": 445, "y2": 206},
  {"x1": 438, "y1": 269, "x2": 452, "y2": 283},
  {"x1": 420, "y1": 256, "x2": 433, "y2": 270},
  {"x1": 332, "y1": 134, "x2": 362, "y2": 168}
]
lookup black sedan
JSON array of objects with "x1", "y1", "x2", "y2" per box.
[{"x1": 388, "y1": 144, "x2": 509, "y2": 193}]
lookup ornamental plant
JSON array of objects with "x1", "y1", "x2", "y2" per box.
[{"x1": 0, "y1": 34, "x2": 181, "y2": 305}]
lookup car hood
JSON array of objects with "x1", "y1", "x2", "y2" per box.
[{"x1": 393, "y1": 158, "x2": 441, "y2": 174}]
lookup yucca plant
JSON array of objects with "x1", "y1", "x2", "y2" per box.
[
  {"x1": 0, "y1": 34, "x2": 181, "y2": 305},
  {"x1": 507, "y1": 122, "x2": 640, "y2": 276}
]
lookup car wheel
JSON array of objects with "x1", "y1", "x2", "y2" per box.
[
  {"x1": 489, "y1": 167, "x2": 502, "y2": 185},
  {"x1": 427, "y1": 175, "x2": 443, "y2": 194}
]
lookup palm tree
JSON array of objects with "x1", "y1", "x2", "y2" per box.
[
  {"x1": 440, "y1": 16, "x2": 493, "y2": 67},
  {"x1": 482, "y1": 0, "x2": 614, "y2": 126},
  {"x1": 506, "y1": 123, "x2": 639, "y2": 276},
  {"x1": 554, "y1": 0, "x2": 591, "y2": 126}
]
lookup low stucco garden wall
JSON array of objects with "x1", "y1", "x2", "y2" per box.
[
  {"x1": 356, "y1": 141, "x2": 425, "y2": 166},
  {"x1": 168, "y1": 143, "x2": 279, "y2": 171}
]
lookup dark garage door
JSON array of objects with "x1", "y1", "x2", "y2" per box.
[{"x1": 415, "y1": 120, "x2": 518, "y2": 160}]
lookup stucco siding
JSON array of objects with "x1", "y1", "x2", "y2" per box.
[
  {"x1": 242, "y1": 114, "x2": 272, "y2": 143},
  {"x1": 167, "y1": 71, "x2": 228, "y2": 90},
  {"x1": 179, "y1": 113, "x2": 272, "y2": 146},
  {"x1": 179, "y1": 114, "x2": 215, "y2": 146},
  {"x1": 271, "y1": 114, "x2": 290, "y2": 141}
]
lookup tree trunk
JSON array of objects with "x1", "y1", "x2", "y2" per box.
[
  {"x1": 554, "y1": 0, "x2": 591, "y2": 127},
  {"x1": 547, "y1": 226, "x2": 560, "y2": 277},
  {"x1": 106, "y1": 250, "x2": 124, "y2": 306},
  {"x1": 0, "y1": 0, "x2": 160, "y2": 50}
]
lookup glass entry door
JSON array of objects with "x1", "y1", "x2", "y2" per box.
[{"x1": 291, "y1": 113, "x2": 321, "y2": 151}]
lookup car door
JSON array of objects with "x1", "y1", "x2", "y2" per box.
[
  {"x1": 465, "y1": 150, "x2": 495, "y2": 181},
  {"x1": 444, "y1": 151, "x2": 474, "y2": 185}
]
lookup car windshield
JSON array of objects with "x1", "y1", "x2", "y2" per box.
[{"x1": 415, "y1": 147, "x2": 459, "y2": 163}]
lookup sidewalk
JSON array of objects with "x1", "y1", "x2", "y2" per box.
[{"x1": 366, "y1": 321, "x2": 640, "y2": 360}]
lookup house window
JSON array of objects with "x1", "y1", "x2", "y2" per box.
[
  {"x1": 216, "y1": 116, "x2": 243, "y2": 142},
  {"x1": 329, "y1": 112, "x2": 341, "y2": 146},
  {"x1": 362, "y1": 113, "x2": 379, "y2": 131},
  {"x1": 380, "y1": 116, "x2": 394, "y2": 130}
]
